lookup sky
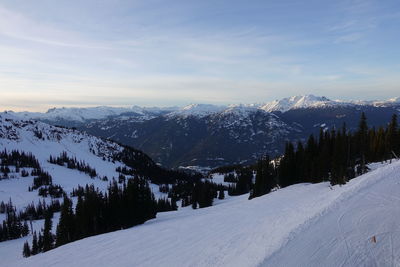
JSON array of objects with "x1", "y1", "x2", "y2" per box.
[{"x1": 0, "y1": 0, "x2": 399, "y2": 111}]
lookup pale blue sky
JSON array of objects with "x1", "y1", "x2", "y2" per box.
[{"x1": 0, "y1": 0, "x2": 399, "y2": 111}]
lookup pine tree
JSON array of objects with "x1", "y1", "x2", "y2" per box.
[
  {"x1": 42, "y1": 211, "x2": 54, "y2": 252},
  {"x1": 387, "y1": 114, "x2": 399, "y2": 156},
  {"x1": 357, "y1": 112, "x2": 369, "y2": 174},
  {"x1": 55, "y1": 196, "x2": 74, "y2": 247},
  {"x1": 22, "y1": 241, "x2": 31, "y2": 257},
  {"x1": 22, "y1": 221, "x2": 29, "y2": 236},
  {"x1": 31, "y1": 231, "x2": 38, "y2": 255},
  {"x1": 38, "y1": 232, "x2": 43, "y2": 252},
  {"x1": 218, "y1": 189, "x2": 225, "y2": 200},
  {"x1": 250, "y1": 156, "x2": 276, "y2": 199}
]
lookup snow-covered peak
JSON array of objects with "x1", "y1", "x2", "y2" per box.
[
  {"x1": 166, "y1": 104, "x2": 227, "y2": 118},
  {"x1": 261, "y1": 94, "x2": 337, "y2": 112}
]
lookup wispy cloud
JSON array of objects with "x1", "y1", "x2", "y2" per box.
[
  {"x1": 0, "y1": 0, "x2": 399, "y2": 111},
  {"x1": 0, "y1": 6, "x2": 109, "y2": 49}
]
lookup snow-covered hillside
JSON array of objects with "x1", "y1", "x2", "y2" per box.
[
  {"x1": 8, "y1": 159, "x2": 400, "y2": 267},
  {"x1": 0, "y1": 112, "x2": 168, "y2": 210}
]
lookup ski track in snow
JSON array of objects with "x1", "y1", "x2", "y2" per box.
[
  {"x1": 262, "y1": 161, "x2": 400, "y2": 267},
  {"x1": 2, "y1": 160, "x2": 398, "y2": 267}
]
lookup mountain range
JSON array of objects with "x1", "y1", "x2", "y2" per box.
[{"x1": 8, "y1": 95, "x2": 400, "y2": 168}]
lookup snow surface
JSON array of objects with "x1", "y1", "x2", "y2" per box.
[{"x1": 5, "y1": 159, "x2": 400, "y2": 267}]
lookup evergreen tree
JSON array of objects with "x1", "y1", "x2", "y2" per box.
[
  {"x1": 250, "y1": 156, "x2": 276, "y2": 199},
  {"x1": 22, "y1": 221, "x2": 29, "y2": 236},
  {"x1": 357, "y1": 112, "x2": 369, "y2": 174},
  {"x1": 31, "y1": 231, "x2": 38, "y2": 255},
  {"x1": 55, "y1": 196, "x2": 74, "y2": 247},
  {"x1": 218, "y1": 189, "x2": 225, "y2": 200},
  {"x1": 22, "y1": 241, "x2": 31, "y2": 257},
  {"x1": 38, "y1": 232, "x2": 43, "y2": 252},
  {"x1": 387, "y1": 114, "x2": 399, "y2": 156},
  {"x1": 42, "y1": 211, "x2": 54, "y2": 252}
]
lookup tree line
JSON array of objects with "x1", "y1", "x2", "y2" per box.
[
  {"x1": 23, "y1": 177, "x2": 158, "y2": 257},
  {"x1": 214, "y1": 113, "x2": 400, "y2": 199},
  {"x1": 49, "y1": 152, "x2": 98, "y2": 179}
]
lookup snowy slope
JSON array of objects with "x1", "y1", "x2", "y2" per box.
[
  {"x1": 11, "y1": 159, "x2": 400, "y2": 267},
  {"x1": 0, "y1": 112, "x2": 167, "y2": 210}
]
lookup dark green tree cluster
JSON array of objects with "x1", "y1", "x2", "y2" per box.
[
  {"x1": 278, "y1": 113, "x2": 400, "y2": 187},
  {"x1": 23, "y1": 211, "x2": 54, "y2": 257},
  {"x1": 0, "y1": 149, "x2": 40, "y2": 169},
  {"x1": 0, "y1": 150, "x2": 41, "y2": 179},
  {"x1": 0, "y1": 199, "x2": 29, "y2": 242},
  {"x1": 227, "y1": 167, "x2": 253, "y2": 196},
  {"x1": 223, "y1": 173, "x2": 237, "y2": 183},
  {"x1": 19, "y1": 199, "x2": 61, "y2": 221},
  {"x1": 168, "y1": 181, "x2": 195, "y2": 208},
  {"x1": 59, "y1": 178, "x2": 156, "y2": 248},
  {"x1": 31, "y1": 169, "x2": 53, "y2": 190},
  {"x1": 0, "y1": 200, "x2": 13, "y2": 214},
  {"x1": 156, "y1": 198, "x2": 178, "y2": 212},
  {"x1": 210, "y1": 164, "x2": 242, "y2": 175},
  {"x1": 191, "y1": 181, "x2": 217, "y2": 209},
  {"x1": 49, "y1": 152, "x2": 97, "y2": 178},
  {"x1": 38, "y1": 184, "x2": 65, "y2": 198},
  {"x1": 25, "y1": 177, "x2": 158, "y2": 257},
  {"x1": 249, "y1": 156, "x2": 277, "y2": 199}
]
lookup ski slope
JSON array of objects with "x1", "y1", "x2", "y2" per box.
[{"x1": 12, "y1": 160, "x2": 400, "y2": 267}]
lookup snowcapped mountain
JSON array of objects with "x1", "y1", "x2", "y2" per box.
[
  {"x1": 78, "y1": 105, "x2": 301, "y2": 167},
  {"x1": 12, "y1": 106, "x2": 178, "y2": 123},
  {"x1": 11, "y1": 159, "x2": 400, "y2": 267},
  {"x1": 9, "y1": 95, "x2": 400, "y2": 122},
  {"x1": 7, "y1": 95, "x2": 400, "y2": 168},
  {"x1": 260, "y1": 94, "x2": 345, "y2": 112}
]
